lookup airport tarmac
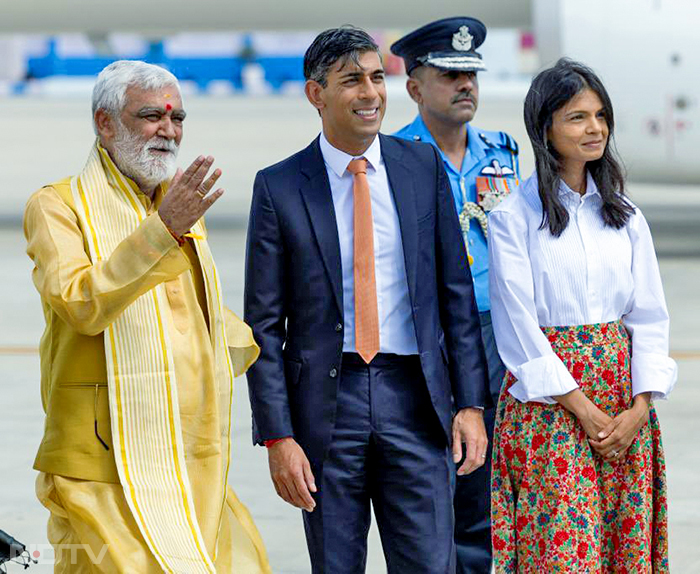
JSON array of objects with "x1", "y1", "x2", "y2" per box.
[{"x1": 1, "y1": 93, "x2": 699, "y2": 572}]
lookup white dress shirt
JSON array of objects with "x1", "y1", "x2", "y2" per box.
[
  {"x1": 488, "y1": 172, "x2": 677, "y2": 403},
  {"x1": 319, "y1": 132, "x2": 418, "y2": 355}
]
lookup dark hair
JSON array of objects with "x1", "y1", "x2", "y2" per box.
[
  {"x1": 303, "y1": 26, "x2": 380, "y2": 87},
  {"x1": 524, "y1": 58, "x2": 633, "y2": 236}
]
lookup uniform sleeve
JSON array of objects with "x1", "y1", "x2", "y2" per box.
[
  {"x1": 488, "y1": 208, "x2": 579, "y2": 403},
  {"x1": 24, "y1": 186, "x2": 189, "y2": 336},
  {"x1": 622, "y1": 209, "x2": 677, "y2": 399}
]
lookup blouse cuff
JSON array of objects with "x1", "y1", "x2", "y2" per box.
[
  {"x1": 509, "y1": 355, "x2": 579, "y2": 404},
  {"x1": 631, "y1": 352, "x2": 678, "y2": 400}
]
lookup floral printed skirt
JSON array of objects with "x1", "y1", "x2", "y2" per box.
[{"x1": 491, "y1": 320, "x2": 668, "y2": 573}]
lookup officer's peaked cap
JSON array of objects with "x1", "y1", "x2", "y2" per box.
[{"x1": 390, "y1": 17, "x2": 487, "y2": 75}]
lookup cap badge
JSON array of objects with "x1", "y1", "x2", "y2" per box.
[{"x1": 452, "y1": 26, "x2": 473, "y2": 52}]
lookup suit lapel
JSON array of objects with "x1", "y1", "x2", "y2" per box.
[
  {"x1": 298, "y1": 137, "x2": 344, "y2": 316},
  {"x1": 380, "y1": 134, "x2": 418, "y2": 306}
]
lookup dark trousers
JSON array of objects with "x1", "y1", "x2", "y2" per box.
[
  {"x1": 454, "y1": 311, "x2": 506, "y2": 574},
  {"x1": 303, "y1": 353, "x2": 455, "y2": 574}
]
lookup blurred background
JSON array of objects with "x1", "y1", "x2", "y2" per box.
[{"x1": 0, "y1": 0, "x2": 698, "y2": 571}]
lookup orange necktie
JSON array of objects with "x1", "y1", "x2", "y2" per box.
[{"x1": 347, "y1": 158, "x2": 380, "y2": 364}]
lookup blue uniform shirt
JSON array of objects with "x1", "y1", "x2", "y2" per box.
[{"x1": 394, "y1": 114, "x2": 520, "y2": 312}]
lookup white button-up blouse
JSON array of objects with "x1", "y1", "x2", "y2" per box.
[{"x1": 488, "y1": 172, "x2": 678, "y2": 404}]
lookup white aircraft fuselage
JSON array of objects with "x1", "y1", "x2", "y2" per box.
[
  {"x1": 535, "y1": 0, "x2": 700, "y2": 183},
  {"x1": 1, "y1": 0, "x2": 697, "y2": 182}
]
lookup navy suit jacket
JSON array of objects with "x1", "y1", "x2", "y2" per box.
[{"x1": 244, "y1": 133, "x2": 489, "y2": 471}]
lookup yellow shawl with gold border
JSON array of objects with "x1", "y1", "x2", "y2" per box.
[{"x1": 70, "y1": 142, "x2": 253, "y2": 573}]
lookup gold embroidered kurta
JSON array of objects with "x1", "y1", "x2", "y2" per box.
[{"x1": 24, "y1": 146, "x2": 269, "y2": 572}]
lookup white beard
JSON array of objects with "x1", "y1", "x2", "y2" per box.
[{"x1": 111, "y1": 121, "x2": 179, "y2": 190}]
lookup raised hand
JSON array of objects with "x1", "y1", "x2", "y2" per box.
[{"x1": 158, "y1": 155, "x2": 224, "y2": 237}]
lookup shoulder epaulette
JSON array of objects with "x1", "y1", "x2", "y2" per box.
[
  {"x1": 478, "y1": 132, "x2": 496, "y2": 148},
  {"x1": 478, "y1": 131, "x2": 519, "y2": 155},
  {"x1": 501, "y1": 132, "x2": 519, "y2": 155}
]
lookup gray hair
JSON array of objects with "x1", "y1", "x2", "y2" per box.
[{"x1": 91, "y1": 60, "x2": 181, "y2": 134}]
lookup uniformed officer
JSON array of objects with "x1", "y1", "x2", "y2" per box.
[{"x1": 392, "y1": 17, "x2": 520, "y2": 574}]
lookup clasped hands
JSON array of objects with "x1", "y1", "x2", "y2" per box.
[
  {"x1": 560, "y1": 389, "x2": 651, "y2": 461},
  {"x1": 158, "y1": 155, "x2": 224, "y2": 237}
]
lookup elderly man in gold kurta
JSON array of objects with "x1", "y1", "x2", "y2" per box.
[{"x1": 23, "y1": 60, "x2": 271, "y2": 573}]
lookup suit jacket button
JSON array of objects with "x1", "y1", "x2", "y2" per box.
[
  {"x1": 335, "y1": 323, "x2": 342, "y2": 332},
  {"x1": 329, "y1": 368, "x2": 338, "y2": 378}
]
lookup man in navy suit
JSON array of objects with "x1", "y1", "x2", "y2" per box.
[{"x1": 244, "y1": 26, "x2": 489, "y2": 574}]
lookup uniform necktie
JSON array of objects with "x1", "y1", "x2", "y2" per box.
[{"x1": 347, "y1": 158, "x2": 379, "y2": 364}]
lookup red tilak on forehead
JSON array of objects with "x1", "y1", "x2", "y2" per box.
[{"x1": 165, "y1": 103, "x2": 172, "y2": 111}]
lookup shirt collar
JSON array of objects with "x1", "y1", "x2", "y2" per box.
[
  {"x1": 406, "y1": 115, "x2": 447, "y2": 169},
  {"x1": 406, "y1": 115, "x2": 487, "y2": 175},
  {"x1": 465, "y1": 123, "x2": 489, "y2": 167},
  {"x1": 407, "y1": 114, "x2": 437, "y2": 146},
  {"x1": 558, "y1": 171, "x2": 600, "y2": 203},
  {"x1": 319, "y1": 131, "x2": 382, "y2": 178}
]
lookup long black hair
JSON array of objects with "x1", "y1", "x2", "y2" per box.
[{"x1": 524, "y1": 58, "x2": 633, "y2": 236}]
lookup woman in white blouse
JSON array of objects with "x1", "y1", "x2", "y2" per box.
[{"x1": 489, "y1": 59, "x2": 677, "y2": 573}]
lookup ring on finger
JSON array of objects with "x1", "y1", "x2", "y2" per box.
[
  {"x1": 611, "y1": 449, "x2": 619, "y2": 458},
  {"x1": 480, "y1": 453, "x2": 487, "y2": 459},
  {"x1": 196, "y1": 186, "x2": 207, "y2": 198}
]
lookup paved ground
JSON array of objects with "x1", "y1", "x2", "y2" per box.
[{"x1": 0, "y1": 94, "x2": 698, "y2": 572}]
